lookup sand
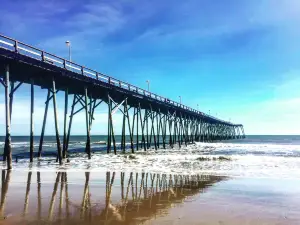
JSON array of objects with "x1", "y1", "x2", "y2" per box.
[{"x1": 0, "y1": 170, "x2": 299, "y2": 225}]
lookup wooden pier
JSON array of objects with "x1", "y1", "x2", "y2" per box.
[{"x1": 0, "y1": 34, "x2": 245, "y2": 169}]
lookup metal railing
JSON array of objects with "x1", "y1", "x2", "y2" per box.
[{"x1": 0, "y1": 34, "x2": 233, "y2": 125}]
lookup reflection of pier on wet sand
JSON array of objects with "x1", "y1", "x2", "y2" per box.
[{"x1": 0, "y1": 170, "x2": 225, "y2": 224}]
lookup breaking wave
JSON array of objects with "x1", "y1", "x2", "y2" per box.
[{"x1": 3, "y1": 141, "x2": 300, "y2": 179}]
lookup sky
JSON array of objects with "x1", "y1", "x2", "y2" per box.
[{"x1": 0, "y1": 0, "x2": 300, "y2": 135}]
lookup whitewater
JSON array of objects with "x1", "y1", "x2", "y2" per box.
[{"x1": 3, "y1": 140, "x2": 300, "y2": 179}]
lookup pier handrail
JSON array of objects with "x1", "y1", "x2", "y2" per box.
[{"x1": 0, "y1": 34, "x2": 234, "y2": 125}]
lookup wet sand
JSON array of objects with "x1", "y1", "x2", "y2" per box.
[{"x1": 0, "y1": 170, "x2": 299, "y2": 225}]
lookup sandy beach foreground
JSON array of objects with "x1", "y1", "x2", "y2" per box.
[{"x1": 0, "y1": 170, "x2": 298, "y2": 225}]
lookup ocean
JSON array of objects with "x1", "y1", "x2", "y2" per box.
[
  {"x1": 1, "y1": 135, "x2": 300, "y2": 224},
  {"x1": 1, "y1": 135, "x2": 300, "y2": 178}
]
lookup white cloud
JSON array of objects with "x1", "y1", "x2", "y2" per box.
[{"x1": 236, "y1": 98, "x2": 300, "y2": 135}]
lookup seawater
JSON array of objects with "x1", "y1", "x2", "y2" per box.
[{"x1": 1, "y1": 135, "x2": 300, "y2": 178}]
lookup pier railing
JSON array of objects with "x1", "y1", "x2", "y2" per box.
[{"x1": 0, "y1": 34, "x2": 231, "y2": 125}]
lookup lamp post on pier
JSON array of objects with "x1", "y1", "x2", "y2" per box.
[
  {"x1": 146, "y1": 80, "x2": 150, "y2": 92},
  {"x1": 65, "y1": 41, "x2": 71, "y2": 62}
]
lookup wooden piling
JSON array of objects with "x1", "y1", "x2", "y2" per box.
[
  {"x1": 138, "y1": 104, "x2": 146, "y2": 151},
  {"x1": 3, "y1": 82, "x2": 14, "y2": 162},
  {"x1": 150, "y1": 106, "x2": 157, "y2": 150},
  {"x1": 121, "y1": 103, "x2": 126, "y2": 152},
  {"x1": 66, "y1": 95, "x2": 76, "y2": 153},
  {"x1": 136, "y1": 107, "x2": 139, "y2": 151},
  {"x1": 84, "y1": 88, "x2": 91, "y2": 159},
  {"x1": 107, "y1": 98, "x2": 111, "y2": 153},
  {"x1": 173, "y1": 114, "x2": 177, "y2": 145},
  {"x1": 168, "y1": 113, "x2": 173, "y2": 148},
  {"x1": 89, "y1": 95, "x2": 93, "y2": 128},
  {"x1": 162, "y1": 113, "x2": 167, "y2": 149},
  {"x1": 125, "y1": 99, "x2": 134, "y2": 153},
  {"x1": 177, "y1": 119, "x2": 182, "y2": 147},
  {"x1": 52, "y1": 79, "x2": 62, "y2": 165},
  {"x1": 149, "y1": 112, "x2": 153, "y2": 146},
  {"x1": 199, "y1": 119, "x2": 203, "y2": 142},
  {"x1": 156, "y1": 110, "x2": 160, "y2": 148},
  {"x1": 108, "y1": 96, "x2": 116, "y2": 154},
  {"x1": 8, "y1": 81, "x2": 14, "y2": 121},
  {"x1": 4, "y1": 65, "x2": 12, "y2": 170},
  {"x1": 145, "y1": 109, "x2": 149, "y2": 148},
  {"x1": 63, "y1": 88, "x2": 68, "y2": 158},
  {"x1": 38, "y1": 90, "x2": 50, "y2": 158},
  {"x1": 190, "y1": 119, "x2": 193, "y2": 143},
  {"x1": 178, "y1": 116, "x2": 183, "y2": 145},
  {"x1": 30, "y1": 79, "x2": 34, "y2": 162},
  {"x1": 132, "y1": 108, "x2": 136, "y2": 152}
]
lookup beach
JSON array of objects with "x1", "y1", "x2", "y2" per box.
[
  {"x1": 0, "y1": 171, "x2": 299, "y2": 224},
  {"x1": 0, "y1": 135, "x2": 300, "y2": 224}
]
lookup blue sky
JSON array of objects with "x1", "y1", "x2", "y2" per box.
[{"x1": 0, "y1": 0, "x2": 300, "y2": 135}]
